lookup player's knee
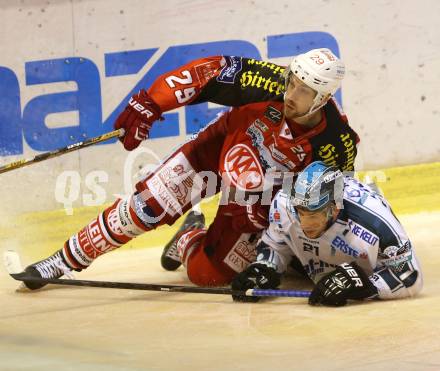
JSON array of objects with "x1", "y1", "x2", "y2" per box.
[
  {"x1": 183, "y1": 234, "x2": 233, "y2": 287},
  {"x1": 130, "y1": 191, "x2": 171, "y2": 229},
  {"x1": 186, "y1": 261, "x2": 231, "y2": 287},
  {"x1": 105, "y1": 198, "x2": 153, "y2": 240}
]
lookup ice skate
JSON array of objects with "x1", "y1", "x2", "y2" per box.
[
  {"x1": 161, "y1": 210, "x2": 205, "y2": 271},
  {"x1": 14, "y1": 249, "x2": 76, "y2": 290}
]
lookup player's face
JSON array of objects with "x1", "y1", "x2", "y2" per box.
[
  {"x1": 296, "y1": 206, "x2": 332, "y2": 239},
  {"x1": 284, "y1": 75, "x2": 318, "y2": 120}
]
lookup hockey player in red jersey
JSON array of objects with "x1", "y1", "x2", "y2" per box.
[{"x1": 16, "y1": 48, "x2": 360, "y2": 289}]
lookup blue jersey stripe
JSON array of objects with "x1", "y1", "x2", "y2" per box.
[{"x1": 376, "y1": 268, "x2": 402, "y2": 290}]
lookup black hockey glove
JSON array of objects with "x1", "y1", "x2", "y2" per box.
[
  {"x1": 231, "y1": 263, "x2": 281, "y2": 303},
  {"x1": 309, "y1": 262, "x2": 377, "y2": 307}
]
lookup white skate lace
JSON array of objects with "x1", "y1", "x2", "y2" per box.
[
  {"x1": 34, "y1": 252, "x2": 75, "y2": 280},
  {"x1": 165, "y1": 242, "x2": 180, "y2": 261}
]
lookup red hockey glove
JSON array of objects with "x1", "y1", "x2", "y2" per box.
[
  {"x1": 225, "y1": 203, "x2": 269, "y2": 233},
  {"x1": 114, "y1": 89, "x2": 163, "y2": 151},
  {"x1": 245, "y1": 203, "x2": 270, "y2": 231}
]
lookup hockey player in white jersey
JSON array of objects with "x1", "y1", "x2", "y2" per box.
[{"x1": 231, "y1": 161, "x2": 423, "y2": 306}]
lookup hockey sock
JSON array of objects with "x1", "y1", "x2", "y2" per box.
[
  {"x1": 177, "y1": 229, "x2": 207, "y2": 267},
  {"x1": 62, "y1": 198, "x2": 151, "y2": 269}
]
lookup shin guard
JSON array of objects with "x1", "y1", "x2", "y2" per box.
[{"x1": 62, "y1": 198, "x2": 151, "y2": 269}]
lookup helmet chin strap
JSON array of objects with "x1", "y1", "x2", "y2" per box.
[
  {"x1": 324, "y1": 204, "x2": 338, "y2": 230},
  {"x1": 295, "y1": 102, "x2": 324, "y2": 119},
  {"x1": 283, "y1": 89, "x2": 329, "y2": 120}
]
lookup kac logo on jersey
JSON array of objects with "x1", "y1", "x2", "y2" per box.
[{"x1": 224, "y1": 144, "x2": 263, "y2": 190}]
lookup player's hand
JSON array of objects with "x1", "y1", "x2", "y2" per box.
[
  {"x1": 308, "y1": 262, "x2": 377, "y2": 307},
  {"x1": 114, "y1": 89, "x2": 163, "y2": 150},
  {"x1": 226, "y1": 203, "x2": 269, "y2": 233},
  {"x1": 231, "y1": 263, "x2": 281, "y2": 302},
  {"x1": 246, "y1": 203, "x2": 270, "y2": 230}
]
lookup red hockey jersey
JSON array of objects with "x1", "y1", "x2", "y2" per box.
[{"x1": 146, "y1": 55, "x2": 359, "y2": 191}]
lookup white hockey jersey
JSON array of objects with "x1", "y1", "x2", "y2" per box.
[{"x1": 257, "y1": 177, "x2": 423, "y2": 300}]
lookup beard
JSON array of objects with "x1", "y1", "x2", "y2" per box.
[{"x1": 284, "y1": 104, "x2": 309, "y2": 120}]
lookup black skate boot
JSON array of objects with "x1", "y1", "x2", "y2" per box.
[
  {"x1": 15, "y1": 249, "x2": 77, "y2": 290},
  {"x1": 161, "y1": 210, "x2": 205, "y2": 271}
]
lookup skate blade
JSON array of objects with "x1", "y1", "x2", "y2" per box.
[
  {"x1": 3, "y1": 250, "x2": 23, "y2": 274},
  {"x1": 15, "y1": 282, "x2": 33, "y2": 293},
  {"x1": 3, "y1": 250, "x2": 31, "y2": 292}
]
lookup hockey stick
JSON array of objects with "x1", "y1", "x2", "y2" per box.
[
  {"x1": 3, "y1": 250, "x2": 309, "y2": 298},
  {"x1": 0, "y1": 129, "x2": 124, "y2": 174},
  {"x1": 8, "y1": 274, "x2": 310, "y2": 298}
]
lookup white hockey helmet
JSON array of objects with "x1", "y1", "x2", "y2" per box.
[{"x1": 287, "y1": 48, "x2": 345, "y2": 115}]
